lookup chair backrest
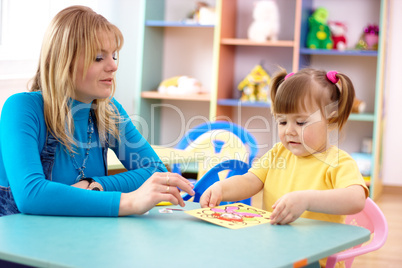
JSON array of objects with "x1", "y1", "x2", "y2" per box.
[
  {"x1": 182, "y1": 159, "x2": 251, "y2": 205},
  {"x1": 172, "y1": 121, "x2": 258, "y2": 175},
  {"x1": 185, "y1": 130, "x2": 249, "y2": 180},
  {"x1": 326, "y1": 197, "x2": 388, "y2": 268}
]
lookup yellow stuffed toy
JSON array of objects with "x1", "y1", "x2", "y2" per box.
[
  {"x1": 238, "y1": 65, "x2": 271, "y2": 102},
  {"x1": 158, "y1": 76, "x2": 202, "y2": 95}
]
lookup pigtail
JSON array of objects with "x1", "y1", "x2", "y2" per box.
[
  {"x1": 336, "y1": 73, "x2": 355, "y2": 130},
  {"x1": 270, "y1": 68, "x2": 288, "y2": 114},
  {"x1": 326, "y1": 71, "x2": 355, "y2": 130}
]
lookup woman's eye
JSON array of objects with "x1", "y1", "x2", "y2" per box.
[
  {"x1": 95, "y1": 56, "x2": 103, "y2": 62},
  {"x1": 112, "y1": 53, "x2": 117, "y2": 61}
]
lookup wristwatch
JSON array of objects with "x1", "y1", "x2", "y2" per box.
[{"x1": 79, "y1": 178, "x2": 104, "y2": 191}]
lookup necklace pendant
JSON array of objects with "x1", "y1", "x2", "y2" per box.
[{"x1": 71, "y1": 110, "x2": 94, "y2": 183}]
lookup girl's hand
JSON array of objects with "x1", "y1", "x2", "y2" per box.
[
  {"x1": 270, "y1": 191, "x2": 309, "y2": 225},
  {"x1": 119, "y1": 172, "x2": 195, "y2": 216},
  {"x1": 200, "y1": 182, "x2": 223, "y2": 208}
]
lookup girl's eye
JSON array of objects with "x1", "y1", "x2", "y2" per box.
[
  {"x1": 297, "y1": 121, "x2": 307, "y2": 126},
  {"x1": 278, "y1": 121, "x2": 287, "y2": 126}
]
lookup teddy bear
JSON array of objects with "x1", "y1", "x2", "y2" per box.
[
  {"x1": 328, "y1": 21, "x2": 347, "y2": 51},
  {"x1": 247, "y1": 0, "x2": 280, "y2": 43},
  {"x1": 307, "y1": 7, "x2": 333, "y2": 49},
  {"x1": 157, "y1": 76, "x2": 202, "y2": 95}
]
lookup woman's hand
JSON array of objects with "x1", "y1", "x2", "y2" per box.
[
  {"x1": 199, "y1": 182, "x2": 223, "y2": 208},
  {"x1": 270, "y1": 191, "x2": 309, "y2": 225},
  {"x1": 119, "y1": 172, "x2": 195, "y2": 216}
]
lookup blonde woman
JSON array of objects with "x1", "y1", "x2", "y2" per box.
[{"x1": 0, "y1": 6, "x2": 194, "y2": 217}]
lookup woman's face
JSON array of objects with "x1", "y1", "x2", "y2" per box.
[{"x1": 74, "y1": 33, "x2": 118, "y2": 103}]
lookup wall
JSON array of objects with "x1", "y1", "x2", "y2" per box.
[
  {"x1": 382, "y1": 0, "x2": 402, "y2": 186},
  {"x1": 0, "y1": 0, "x2": 104, "y2": 112}
]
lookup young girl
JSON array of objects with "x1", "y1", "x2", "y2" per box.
[{"x1": 200, "y1": 68, "x2": 368, "y2": 226}]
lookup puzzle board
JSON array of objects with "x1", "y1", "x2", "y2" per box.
[{"x1": 185, "y1": 203, "x2": 272, "y2": 229}]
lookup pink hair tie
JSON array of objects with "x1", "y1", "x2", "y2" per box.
[
  {"x1": 284, "y1": 72, "x2": 294, "y2": 80},
  {"x1": 326, "y1": 71, "x2": 339, "y2": 84}
]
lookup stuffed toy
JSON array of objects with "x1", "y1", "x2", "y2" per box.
[
  {"x1": 352, "y1": 98, "x2": 366, "y2": 114},
  {"x1": 307, "y1": 7, "x2": 333, "y2": 49},
  {"x1": 328, "y1": 21, "x2": 347, "y2": 51},
  {"x1": 187, "y1": 2, "x2": 209, "y2": 23},
  {"x1": 247, "y1": 0, "x2": 280, "y2": 42},
  {"x1": 158, "y1": 76, "x2": 202, "y2": 95},
  {"x1": 356, "y1": 24, "x2": 379, "y2": 50},
  {"x1": 238, "y1": 65, "x2": 271, "y2": 102}
]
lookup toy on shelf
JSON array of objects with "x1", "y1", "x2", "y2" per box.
[
  {"x1": 186, "y1": 2, "x2": 216, "y2": 25},
  {"x1": 306, "y1": 7, "x2": 333, "y2": 49},
  {"x1": 247, "y1": 0, "x2": 280, "y2": 43},
  {"x1": 238, "y1": 65, "x2": 271, "y2": 102},
  {"x1": 328, "y1": 21, "x2": 347, "y2": 51},
  {"x1": 356, "y1": 24, "x2": 379, "y2": 50},
  {"x1": 352, "y1": 98, "x2": 366, "y2": 114},
  {"x1": 158, "y1": 76, "x2": 202, "y2": 95}
]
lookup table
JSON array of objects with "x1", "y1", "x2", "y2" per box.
[
  {"x1": 0, "y1": 202, "x2": 370, "y2": 268},
  {"x1": 107, "y1": 146, "x2": 204, "y2": 170}
]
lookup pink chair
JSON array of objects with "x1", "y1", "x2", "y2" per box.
[{"x1": 326, "y1": 197, "x2": 388, "y2": 268}]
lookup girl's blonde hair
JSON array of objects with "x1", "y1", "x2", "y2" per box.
[
  {"x1": 30, "y1": 5, "x2": 124, "y2": 152},
  {"x1": 270, "y1": 68, "x2": 355, "y2": 130}
]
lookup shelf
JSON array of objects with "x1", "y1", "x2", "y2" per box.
[
  {"x1": 348, "y1": 113, "x2": 375, "y2": 122},
  {"x1": 300, "y1": 48, "x2": 378, "y2": 57},
  {"x1": 217, "y1": 99, "x2": 271, "y2": 108},
  {"x1": 141, "y1": 91, "x2": 211, "y2": 102},
  {"x1": 145, "y1": 20, "x2": 214, "y2": 28},
  {"x1": 221, "y1": 38, "x2": 295, "y2": 47}
]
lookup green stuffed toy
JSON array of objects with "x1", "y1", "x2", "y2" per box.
[{"x1": 307, "y1": 7, "x2": 333, "y2": 49}]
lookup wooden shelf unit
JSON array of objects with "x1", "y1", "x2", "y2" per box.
[
  {"x1": 212, "y1": 0, "x2": 302, "y2": 121},
  {"x1": 136, "y1": 0, "x2": 215, "y2": 144},
  {"x1": 136, "y1": 0, "x2": 386, "y2": 198},
  {"x1": 298, "y1": 0, "x2": 387, "y2": 199}
]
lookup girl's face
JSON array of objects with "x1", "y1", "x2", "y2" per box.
[
  {"x1": 276, "y1": 105, "x2": 329, "y2": 157},
  {"x1": 74, "y1": 33, "x2": 118, "y2": 103}
]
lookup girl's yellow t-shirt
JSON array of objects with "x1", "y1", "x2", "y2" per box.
[{"x1": 249, "y1": 143, "x2": 369, "y2": 224}]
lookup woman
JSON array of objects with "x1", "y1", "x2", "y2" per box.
[{"x1": 0, "y1": 5, "x2": 194, "y2": 217}]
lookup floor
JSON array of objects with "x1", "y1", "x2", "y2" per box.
[{"x1": 352, "y1": 186, "x2": 402, "y2": 267}]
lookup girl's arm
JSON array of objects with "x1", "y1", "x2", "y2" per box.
[
  {"x1": 200, "y1": 172, "x2": 264, "y2": 208},
  {"x1": 270, "y1": 185, "x2": 366, "y2": 225}
]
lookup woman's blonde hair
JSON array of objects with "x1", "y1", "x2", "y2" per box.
[
  {"x1": 270, "y1": 68, "x2": 355, "y2": 130},
  {"x1": 30, "y1": 5, "x2": 124, "y2": 152}
]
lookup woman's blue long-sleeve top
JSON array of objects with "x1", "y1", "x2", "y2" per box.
[{"x1": 0, "y1": 92, "x2": 167, "y2": 216}]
